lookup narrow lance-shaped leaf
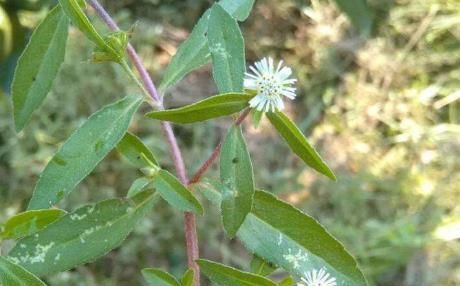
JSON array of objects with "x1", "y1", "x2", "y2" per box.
[
  {"x1": 180, "y1": 269, "x2": 194, "y2": 286},
  {"x1": 146, "y1": 93, "x2": 251, "y2": 124},
  {"x1": 159, "y1": 9, "x2": 211, "y2": 91},
  {"x1": 159, "y1": 0, "x2": 255, "y2": 91},
  {"x1": 237, "y1": 191, "x2": 368, "y2": 286},
  {"x1": 1, "y1": 209, "x2": 66, "y2": 240},
  {"x1": 219, "y1": 0, "x2": 255, "y2": 21},
  {"x1": 278, "y1": 276, "x2": 294, "y2": 286},
  {"x1": 333, "y1": 0, "x2": 373, "y2": 36},
  {"x1": 58, "y1": 0, "x2": 113, "y2": 54},
  {"x1": 142, "y1": 268, "x2": 181, "y2": 286},
  {"x1": 152, "y1": 170, "x2": 203, "y2": 215},
  {"x1": 220, "y1": 126, "x2": 254, "y2": 237},
  {"x1": 12, "y1": 6, "x2": 69, "y2": 131},
  {"x1": 266, "y1": 112, "x2": 336, "y2": 180},
  {"x1": 127, "y1": 177, "x2": 152, "y2": 199},
  {"x1": 250, "y1": 255, "x2": 276, "y2": 277},
  {"x1": 208, "y1": 4, "x2": 245, "y2": 93},
  {"x1": 0, "y1": 257, "x2": 46, "y2": 286},
  {"x1": 8, "y1": 190, "x2": 158, "y2": 277},
  {"x1": 28, "y1": 95, "x2": 143, "y2": 210},
  {"x1": 198, "y1": 259, "x2": 277, "y2": 286},
  {"x1": 117, "y1": 132, "x2": 158, "y2": 168}
]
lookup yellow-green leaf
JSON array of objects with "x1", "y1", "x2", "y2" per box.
[
  {"x1": 1, "y1": 209, "x2": 66, "y2": 240},
  {"x1": 146, "y1": 93, "x2": 251, "y2": 124}
]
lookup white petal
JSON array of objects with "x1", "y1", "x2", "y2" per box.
[
  {"x1": 276, "y1": 66, "x2": 292, "y2": 81},
  {"x1": 244, "y1": 79, "x2": 258, "y2": 89}
]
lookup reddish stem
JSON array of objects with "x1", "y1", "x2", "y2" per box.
[
  {"x1": 87, "y1": 1, "x2": 200, "y2": 284},
  {"x1": 189, "y1": 109, "x2": 250, "y2": 185}
]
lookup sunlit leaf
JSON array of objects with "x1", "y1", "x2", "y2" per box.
[
  {"x1": 220, "y1": 126, "x2": 254, "y2": 237},
  {"x1": 237, "y1": 191, "x2": 367, "y2": 286},
  {"x1": 250, "y1": 255, "x2": 276, "y2": 277},
  {"x1": 142, "y1": 268, "x2": 181, "y2": 286},
  {"x1": 8, "y1": 190, "x2": 157, "y2": 276},
  {"x1": 117, "y1": 132, "x2": 158, "y2": 168},
  {"x1": 12, "y1": 6, "x2": 68, "y2": 131},
  {"x1": 153, "y1": 170, "x2": 203, "y2": 215},
  {"x1": 208, "y1": 4, "x2": 245, "y2": 93},
  {"x1": 146, "y1": 93, "x2": 251, "y2": 124},
  {"x1": 278, "y1": 276, "x2": 294, "y2": 286},
  {"x1": 180, "y1": 269, "x2": 194, "y2": 286},
  {"x1": 198, "y1": 259, "x2": 277, "y2": 286},
  {"x1": 1, "y1": 209, "x2": 66, "y2": 240},
  {"x1": 266, "y1": 112, "x2": 336, "y2": 180},
  {"x1": 0, "y1": 257, "x2": 46, "y2": 286},
  {"x1": 27, "y1": 95, "x2": 143, "y2": 210}
]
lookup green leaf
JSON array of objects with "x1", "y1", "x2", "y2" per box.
[
  {"x1": 250, "y1": 255, "x2": 276, "y2": 277},
  {"x1": 142, "y1": 268, "x2": 181, "y2": 286},
  {"x1": 12, "y1": 6, "x2": 69, "y2": 132},
  {"x1": 278, "y1": 276, "x2": 294, "y2": 286},
  {"x1": 159, "y1": 9, "x2": 211, "y2": 91},
  {"x1": 192, "y1": 181, "x2": 223, "y2": 205},
  {"x1": 152, "y1": 170, "x2": 203, "y2": 215},
  {"x1": 117, "y1": 132, "x2": 158, "y2": 168},
  {"x1": 1, "y1": 209, "x2": 66, "y2": 240},
  {"x1": 146, "y1": 93, "x2": 251, "y2": 124},
  {"x1": 219, "y1": 0, "x2": 255, "y2": 21},
  {"x1": 266, "y1": 112, "x2": 336, "y2": 180},
  {"x1": 180, "y1": 269, "x2": 194, "y2": 286},
  {"x1": 0, "y1": 257, "x2": 46, "y2": 286},
  {"x1": 58, "y1": 0, "x2": 105, "y2": 48},
  {"x1": 220, "y1": 126, "x2": 254, "y2": 237},
  {"x1": 208, "y1": 4, "x2": 245, "y2": 93},
  {"x1": 127, "y1": 177, "x2": 152, "y2": 199},
  {"x1": 333, "y1": 0, "x2": 373, "y2": 36},
  {"x1": 198, "y1": 259, "x2": 277, "y2": 286},
  {"x1": 237, "y1": 191, "x2": 367, "y2": 286},
  {"x1": 8, "y1": 190, "x2": 157, "y2": 277},
  {"x1": 58, "y1": 0, "x2": 123, "y2": 61},
  {"x1": 159, "y1": 1, "x2": 254, "y2": 91},
  {"x1": 27, "y1": 95, "x2": 143, "y2": 210}
]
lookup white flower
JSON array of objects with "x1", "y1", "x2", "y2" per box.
[
  {"x1": 244, "y1": 57, "x2": 297, "y2": 112},
  {"x1": 297, "y1": 268, "x2": 337, "y2": 286}
]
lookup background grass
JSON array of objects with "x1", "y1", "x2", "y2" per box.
[{"x1": 1, "y1": 0, "x2": 459, "y2": 285}]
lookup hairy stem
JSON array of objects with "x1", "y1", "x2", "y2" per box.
[{"x1": 87, "y1": 1, "x2": 200, "y2": 284}]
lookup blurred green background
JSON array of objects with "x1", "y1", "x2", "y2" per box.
[{"x1": 1, "y1": 0, "x2": 459, "y2": 285}]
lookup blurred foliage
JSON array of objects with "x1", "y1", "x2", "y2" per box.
[{"x1": 1, "y1": 0, "x2": 460, "y2": 285}]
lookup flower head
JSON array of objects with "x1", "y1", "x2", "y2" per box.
[
  {"x1": 297, "y1": 268, "x2": 337, "y2": 286},
  {"x1": 244, "y1": 57, "x2": 297, "y2": 112}
]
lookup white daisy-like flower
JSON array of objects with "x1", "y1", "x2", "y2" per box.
[
  {"x1": 244, "y1": 57, "x2": 297, "y2": 112},
  {"x1": 297, "y1": 268, "x2": 337, "y2": 286}
]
